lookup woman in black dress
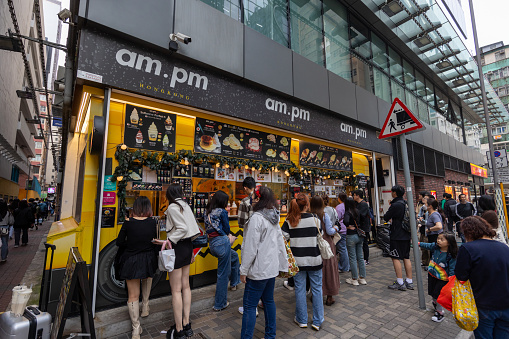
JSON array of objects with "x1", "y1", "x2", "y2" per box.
[{"x1": 116, "y1": 197, "x2": 158, "y2": 339}]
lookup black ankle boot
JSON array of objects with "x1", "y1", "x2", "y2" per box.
[
  {"x1": 183, "y1": 323, "x2": 193, "y2": 337},
  {"x1": 166, "y1": 325, "x2": 186, "y2": 339}
]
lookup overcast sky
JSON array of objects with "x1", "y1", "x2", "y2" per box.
[
  {"x1": 53, "y1": 0, "x2": 506, "y2": 64},
  {"x1": 461, "y1": 0, "x2": 509, "y2": 53}
]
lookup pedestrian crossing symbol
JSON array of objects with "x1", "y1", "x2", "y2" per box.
[{"x1": 379, "y1": 97, "x2": 424, "y2": 139}]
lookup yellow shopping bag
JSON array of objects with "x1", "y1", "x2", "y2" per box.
[{"x1": 452, "y1": 279, "x2": 478, "y2": 331}]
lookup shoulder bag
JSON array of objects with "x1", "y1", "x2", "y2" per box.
[
  {"x1": 313, "y1": 215, "x2": 335, "y2": 260},
  {"x1": 192, "y1": 217, "x2": 208, "y2": 249},
  {"x1": 452, "y1": 279, "x2": 478, "y2": 331},
  {"x1": 354, "y1": 219, "x2": 366, "y2": 238}
]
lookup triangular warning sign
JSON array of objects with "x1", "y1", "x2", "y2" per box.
[{"x1": 379, "y1": 98, "x2": 424, "y2": 139}]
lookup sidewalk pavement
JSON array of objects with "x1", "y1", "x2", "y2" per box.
[
  {"x1": 105, "y1": 247, "x2": 472, "y2": 339},
  {"x1": 0, "y1": 218, "x2": 52, "y2": 312}
]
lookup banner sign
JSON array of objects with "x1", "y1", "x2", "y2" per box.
[
  {"x1": 77, "y1": 28, "x2": 392, "y2": 155},
  {"x1": 194, "y1": 118, "x2": 291, "y2": 163},
  {"x1": 470, "y1": 163, "x2": 488, "y2": 178},
  {"x1": 124, "y1": 104, "x2": 176, "y2": 152},
  {"x1": 299, "y1": 141, "x2": 353, "y2": 172}
]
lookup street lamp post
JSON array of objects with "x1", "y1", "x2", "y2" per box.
[{"x1": 468, "y1": 0, "x2": 507, "y2": 240}]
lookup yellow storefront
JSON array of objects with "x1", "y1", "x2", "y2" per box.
[{"x1": 46, "y1": 86, "x2": 373, "y2": 310}]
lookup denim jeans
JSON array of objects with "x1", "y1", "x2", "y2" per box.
[
  {"x1": 14, "y1": 227, "x2": 28, "y2": 246},
  {"x1": 346, "y1": 234, "x2": 366, "y2": 280},
  {"x1": 294, "y1": 270, "x2": 324, "y2": 327},
  {"x1": 209, "y1": 235, "x2": 240, "y2": 309},
  {"x1": 474, "y1": 307, "x2": 509, "y2": 339},
  {"x1": 241, "y1": 277, "x2": 276, "y2": 339},
  {"x1": 335, "y1": 235, "x2": 350, "y2": 272},
  {"x1": 1, "y1": 234, "x2": 8, "y2": 260}
]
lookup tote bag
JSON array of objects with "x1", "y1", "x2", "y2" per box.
[
  {"x1": 158, "y1": 240, "x2": 176, "y2": 272},
  {"x1": 313, "y1": 215, "x2": 334, "y2": 260},
  {"x1": 452, "y1": 279, "x2": 478, "y2": 331},
  {"x1": 277, "y1": 236, "x2": 299, "y2": 278}
]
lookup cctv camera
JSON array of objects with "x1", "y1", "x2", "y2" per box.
[
  {"x1": 57, "y1": 8, "x2": 72, "y2": 22},
  {"x1": 170, "y1": 33, "x2": 192, "y2": 44}
]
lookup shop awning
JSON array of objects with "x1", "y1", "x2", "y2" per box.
[
  {"x1": 362, "y1": 0, "x2": 509, "y2": 126},
  {"x1": 0, "y1": 132, "x2": 25, "y2": 164}
]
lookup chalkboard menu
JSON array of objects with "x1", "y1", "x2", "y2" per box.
[
  {"x1": 101, "y1": 207, "x2": 116, "y2": 228},
  {"x1": 124, "y1": 104, "x2": 176, "y2": 152},
  {"x1": 194, "y1": 118, "x2": 290, "y2": 164},
  {"x1": 299, "y1": 141, "x2": 353, "y2": 171}
]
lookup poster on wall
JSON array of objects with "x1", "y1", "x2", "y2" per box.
[
  {"x1": 124, "y1": 104, "x2": 176, "y2": 152},
  {"x1": 215, "y1": 167, "x2": 236, "y2": 181},
  {"x1": 237, "y1": 168, "x2": 254, "y2": 182},
  {"x1": 462, "y1": 187, "x2": 470, "y2": 200},
  {"x1": 101, "y1": 207, "x2": 116, "y2": 228},
  {"x1": 255, "y1": 170, "x2": 272, "y2": 183},
  {"x1": 299, "y1": 141, "x2": 353, "y2": 171},
  {"x1": 271, "y1": 171, "x2": 287, "y2": 183},
  {"x1": 194, "y1": 118, "x2": 291, "y2": 163}
]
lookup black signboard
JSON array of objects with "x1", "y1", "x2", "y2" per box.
[
  {"x1": 124, "y1": 104, "x2": 176, "y2": 152},
  {"x1": 299, "y1": 141, "x2": 353, "y2": 172},
  {"x1": 101, "y1": 207, "x2": 116, "y2": 228},
  {"x1": 194, "y1": 118, "x2": 290, "y2": 163},
  {"x1": 76, "y1": 28, "x2": 393, "y2": 156},
  {"x1": 192, "y1": 192, "x2": 209, "y2": 219}
]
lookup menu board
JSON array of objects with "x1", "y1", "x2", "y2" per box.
[
  {"x1": 299, "y1": 141, "x2": 353, "y2": 171},
  {"x1": 101, "y1": 207, "x2": 116, "y2": 228},
  {"x1": 124, "y1": 104, "x2": 176, "y2": 152},
  {"x1": 194, "y1": 118, "x2": 290, "y2": 163}
]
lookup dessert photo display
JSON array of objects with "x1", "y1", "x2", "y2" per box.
[{"x1": 124, "y1": 104, "x2": 176, "y2": 152}]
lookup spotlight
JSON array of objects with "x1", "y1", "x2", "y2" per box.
[
  {"x1": 57, "y1": 8, "x2": 72, "y2": 22},
  {"x1": 381, "y1": 0, "x2": 404, "y2": 17}
]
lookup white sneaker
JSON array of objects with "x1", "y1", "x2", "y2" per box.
[
  {"x1": 238, "y1": 306, "x2": 259, "y2": 317},
  {"x1": 346, "y1": 278, "x2": 359, "y2": 286},
  {"x1": 283, "y1": 281, "x2": 294, "y2": 291},
  {"x1": 294, "y1": 317, "x2": 307, "y2": 328},
  {"x1": 358, "y1": 278, "x2": 367, "y2": 285}
]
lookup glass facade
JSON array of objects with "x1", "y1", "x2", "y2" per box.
[
  {"x1": 244, "y1": 0, "x2": 289, "y2": 47},
  {"x1": 199, "y1": 0, "x2": 467, "y2": 144}
]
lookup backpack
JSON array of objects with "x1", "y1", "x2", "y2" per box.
[{"x1": 401, "y1": 201, "x2": 411, "y2": 233}]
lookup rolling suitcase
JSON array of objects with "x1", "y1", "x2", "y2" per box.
[{"x1": 0, "y1": 306, "x2": 51, "y2": 339}]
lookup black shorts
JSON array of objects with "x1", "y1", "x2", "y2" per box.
[
  {"x1": 389, "y1": 240, "x2": 410, "y2": 260},
  {"x1": 428, "y1": 274, "x2": 448, "y2": 299}
]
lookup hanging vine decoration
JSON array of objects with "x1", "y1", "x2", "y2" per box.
[{"x1": 113, "y1": 144, "x2": 353, "y2": 222}]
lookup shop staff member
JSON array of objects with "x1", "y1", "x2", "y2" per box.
[
  {"x1": 238, "y1": 177, "x2": 256, "y2": 229},
  {"x1": 383, "y1": 185, "x2": 413, "y2": 291},
  {"x1": 455, "y1": 194, "x2": 477, "y2": 243}
]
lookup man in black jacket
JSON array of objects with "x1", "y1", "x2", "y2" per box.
[
  {"x1": 383, "y1": 185, "x2": 413, "y2": 291},
  {"x1": 353, "y1": 190, "x2": 371, "y2": 265},
  {"x1": 443, "y1": 193, "x2": 457, "y2": 232},
  {"x1": 455, "y1": 193, "x2": 477, "y2": 243}
]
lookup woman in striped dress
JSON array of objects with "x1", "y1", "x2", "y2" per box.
[{"x1": 282, "y1": 193, "x2": 324, "y2": 331}]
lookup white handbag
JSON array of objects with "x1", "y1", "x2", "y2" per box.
[
  {"x1": 313, "y1": 216, "x2": 334, "y2": 260},
  {"x1": 158, "y1": 240, "x2": 176, "y2": 272}
]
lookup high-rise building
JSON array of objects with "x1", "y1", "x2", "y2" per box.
[{"x1": 0, "y1": 0, "x2": 47, "y2": 200}]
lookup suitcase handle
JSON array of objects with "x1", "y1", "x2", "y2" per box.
[{"x1": 23, "y1": 308, "x2": 37, "y2": 339}]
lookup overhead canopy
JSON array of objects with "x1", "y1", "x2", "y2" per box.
[{"x1": 362, "y1": 0, "x2": 509, "y2": 126}]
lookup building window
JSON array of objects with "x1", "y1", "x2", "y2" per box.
[
  {"x1": 35, "y1": 154, "x2": 41, "y2": 162},
  {"x1": 290, "y1": 0, "x2": 325, "y2": 66},
  {"x1": 35, "y1": 141, "x2": 43, "y2": 149},
  {"x1": 349, "y1": 15, "x2": 372, "y2": 93},
  {"x1": 495, "y1": 50, "x2": 506, "y2": 61},
  {"x1": 199, "y1": 0, "x2": 241, "y2": 20},
  {"x1": 323, "y1": 0, "x2": 351, "y2": 82},
  {"x1": 11, "y1": 165, "x2": 19, "y2": 183},
  {"x1": 40, "y1": 106, "x2": 46, "y2": 112},
  {"x1": 243, "y1": 0, "x2": 289, "y2": 47}
]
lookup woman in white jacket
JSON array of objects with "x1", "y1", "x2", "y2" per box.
[
  {"x1": 240, "y1": 187, "x2": 287, "y2": 339},
  {"x1": 157, "y1": 184, "x2": 200, "y2": 339}
]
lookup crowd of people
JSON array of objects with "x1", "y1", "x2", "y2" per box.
[
  {"x1": 0, "y1": 197, "x2": 53, "y2": 263},
  {"x1": 115, "y1": 181, "x2": 509, "y2": 339}
]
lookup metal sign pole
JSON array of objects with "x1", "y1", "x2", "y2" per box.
[{"x1": 399, "y1": 134, "x2": 426, "y2": 309}]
